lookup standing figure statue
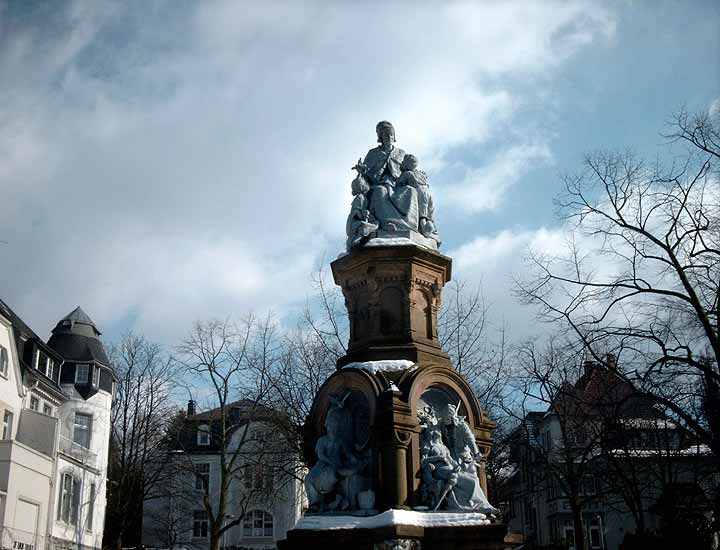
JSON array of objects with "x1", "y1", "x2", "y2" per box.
[
  {"x1": 397, "y1": 154, "x2": 440, "y2": 243},
  {"x1": 443, "y1": 403, "x2": 481, "y2": 460},
  {"x1": 346, "y1": 121, "x2": 440, "y2": 249},
  {"x1": 346, "y1": 167, "x2": 379, "y2": 248}
]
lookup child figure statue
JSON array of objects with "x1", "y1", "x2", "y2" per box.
[
  {"x1": 397, "y1": 154, "x2": 440, "y2": 244},
  {"x1": 346, "y1": 159, "x2": 379, "y2": 249}
]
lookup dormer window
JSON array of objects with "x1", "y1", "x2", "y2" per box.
[
  {"x1": 197, "y1": 424, "x2": 210, "y2": 446},
  {"x1": 75, "y1": 364, "x2": 90, "y2": 384},
  {"x1": 35, "y1": 349, "x2": 55, "y2": 379}
]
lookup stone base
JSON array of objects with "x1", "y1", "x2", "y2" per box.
[
  {"x1": 363, "y1": 229, "x2": 440, "y2": 251},
  {"x1": 278, "y1": 511, "x2": 508, "y2": 550},
  {"x1": 278, "y1": 523, "x2": 508, "y2": 550}
]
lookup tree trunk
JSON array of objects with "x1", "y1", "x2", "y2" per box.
[
  {"x1": 210, "y1": 531, "x2": 222, "y2": 550},
  {"x1": 570, "y1": 496, "x2": 587, "y2": 550}
]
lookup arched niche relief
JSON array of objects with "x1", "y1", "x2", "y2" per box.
[
  {"x1": 417, "y1": 385, "x2": 467, "y2": 422},
  {"x1": 380, "y1": 286, "x2": 404, "y2": 335},
  {"x1": 405, "y1": 366, "x2": 487, "y2": 431},
  {"x1": 307, "y1": 370, "x2": 382, "y2": 466},
  {"x1": 410, "y1": 287, "x2": 432, "y2": 340}
]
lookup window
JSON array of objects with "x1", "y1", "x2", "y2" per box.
[
  {"x1": 252, "y1": 429, "x2": 270, "y2": 442},
  {"x1": 2, "y1": 411, "x2": 13, "y2": 439},
  {"x1": 75, "y1": 364, "x2": 90, "y2": 384},
  {"x1": 87, "y1": 483, "x2": 96, "y2": 530},
  {"x1": 242, "y1": 510, "x2": 273, "y2": 538},
  {"x1": 195, "y1": 463, "x2": 210, "y2": 491},
  {"x1": 242, "y1": 463, "x2": 274, "y2": 492},
  {"x1": 43, "y1": 404, "x2": 53, "y2": 416},
  {"x1": 30, "y1": 396, "x2": 40, "y2": 411},
  {"x1": 58, "y1": 472, "x2": 81, "y2": 524},
  {"x1": 35, "y1": 349, "x2": 55, "y2": 379},
  {"x1": 193, "y1": 510, "x2": 208, "y2": 538},
  {"x1": 0, "y1": 345, "x2": 8, "y2": 376},
  {"x1": 73, "y1": 413, "x2": 92, "y2": 449},
  {"x1": 197, "y1": 424, "x2": 210, "y2": 446},
  {"x1": 92, "y1": 366, "x2": 100, "y2": 386}
]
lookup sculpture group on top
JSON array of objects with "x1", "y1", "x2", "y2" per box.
[
  {"x1": 346, "y1": 121, "x2": 441, "y2": 250},
  {"x1": 418, "y1": 403, "x2": 498, "y2": 514}
]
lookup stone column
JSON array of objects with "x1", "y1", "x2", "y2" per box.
[{"x1": 376, "y1": 389, "x2": 420, "y2": 509}]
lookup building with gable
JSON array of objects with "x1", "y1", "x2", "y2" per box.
[
  {"x1": 142, "y1": 399, "x2": 304, "y2": 550},
  {"x1": 507, "y1": 356, "x2": 717, "y2": 550},
  {"x1": 0, "y1": 299, "x2": 114, "y2": 550}
]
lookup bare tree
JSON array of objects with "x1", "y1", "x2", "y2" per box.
[
  {"x1": 516, "y1": 106, "x2": 719, "y2": 459},
  {"x1": 104, "y1": 333, "x2": 177, "y2": 550},
  {"x1": 438, "y1": 280, "x2": 510, "y2": 415},
  {"x1": 173, "y1": 317, "x2": 294, "y2": 550},
  {"x1": 510, "y1": 339, "x2": 614, "y2": 550}
]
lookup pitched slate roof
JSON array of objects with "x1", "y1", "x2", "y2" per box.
[
  {"x1": 0, "y1": 298, "x2": 64, "y2": 391},
  {"x1": 47, "y1": 306, "x2": 111, "y2": 366},
  {"x1": 0, "y1": 298, "x2": 44, "y2": 343}
]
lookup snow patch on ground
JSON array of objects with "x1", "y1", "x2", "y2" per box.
[
  {"x1": 342, "y1": 360, "x2": 417, "y2": 374},
  {"x1": 295, "y1": 510, "x2": 491, "y2": 530}
]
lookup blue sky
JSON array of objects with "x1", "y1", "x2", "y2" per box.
[{"x1": 0, "y1": 0, "x2": 718, "y2": 346}]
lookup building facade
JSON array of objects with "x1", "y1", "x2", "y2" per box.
[
  {"x1": 142, "y1": 400, "x2": 303, "y2": 550},
  {"x1": 507, "y1": 357, "x2": 718, "y2": 550},
  {"x1": 0, "y1": 300, "x2": 114, "y2": 550}
]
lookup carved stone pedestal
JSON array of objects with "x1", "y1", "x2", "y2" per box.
[
  {"x1": 332, "y1": 244, "x2": 452, "y2": 367},
  {"x1": 282, "y1": 244, "x2": 506, "y2": 550},
  {"x1": 278, "y1": 520, "x2": 508, "y2": 550}
]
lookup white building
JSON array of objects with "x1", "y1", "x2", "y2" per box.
[
  {"x1": 0, "y1": 300, "x2": 114, "y2": 550},
  {"x1": 142, "y1": 400, "x2": 304, "y2": 550}
]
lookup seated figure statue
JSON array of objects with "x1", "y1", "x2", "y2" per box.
[
  {"x1": 346, "y1": 121, "x2": 441, "y2": 249},
  {"x1": 419, "y1": 404, "x2": 499, "y2": 514},
  {"x1": 305, "y1": 394, "x2": 366, "y2": 512},
  {"x1": 421, "y1": 426, "x2": 459, "y2": 511}
]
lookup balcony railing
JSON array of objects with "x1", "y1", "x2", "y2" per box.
[
  {"x1": 0, "y1": 526, "x2": 44, "y2": 550},
  {"x1": 58, "y1": 435, "x2": 97, "y2": 468}
]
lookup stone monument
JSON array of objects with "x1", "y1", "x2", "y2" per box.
[{"x1": 279, "y1": 122, "x2": 506, "y2": 550}]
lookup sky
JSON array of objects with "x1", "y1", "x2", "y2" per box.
[{"x1": 1, "y1": 0, "x2": 718, "y2": 346}]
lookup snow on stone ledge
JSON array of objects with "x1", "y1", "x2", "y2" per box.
[
  {"x1": 365, "y1": 237, "x2": 423, "y2": 247},
  {"x1": 342, "y1": 360, "x2": 417, "y2": 375},
  {"x1": 295, "y1": 510, "x2": 491, "y2": 530}
]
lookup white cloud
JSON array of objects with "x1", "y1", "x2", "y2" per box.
[
  {"x1": 441, "y1": 143, "x2": 553, "y2": 213},
  {"x1": 0, "y1": 1, "x2": 616, "y2": 342}
]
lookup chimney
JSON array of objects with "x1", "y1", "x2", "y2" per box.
[
  {"x1": 606, "y1": 353, "x2": 617, "y2": 371},
  {"x1": 583, "y1": 359, "x2": 596, "y2": 376},
  {"x1": 187, "y1": 399, "x2": 196, "y2": 416}
]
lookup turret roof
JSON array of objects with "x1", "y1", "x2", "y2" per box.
[{"x1": 48, "y1": 306, "x2": 111, "y2": 367}]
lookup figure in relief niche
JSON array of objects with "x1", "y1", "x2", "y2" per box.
[
  {"x1": 305, "y1": 393, "x2": 368, "y2": 512},
  {"x1": 346, "y1": 121, "x2": 440, "y2": 249},
  {"x1": 418, "y1": 403, "x2": 498, "y2": 514}
]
